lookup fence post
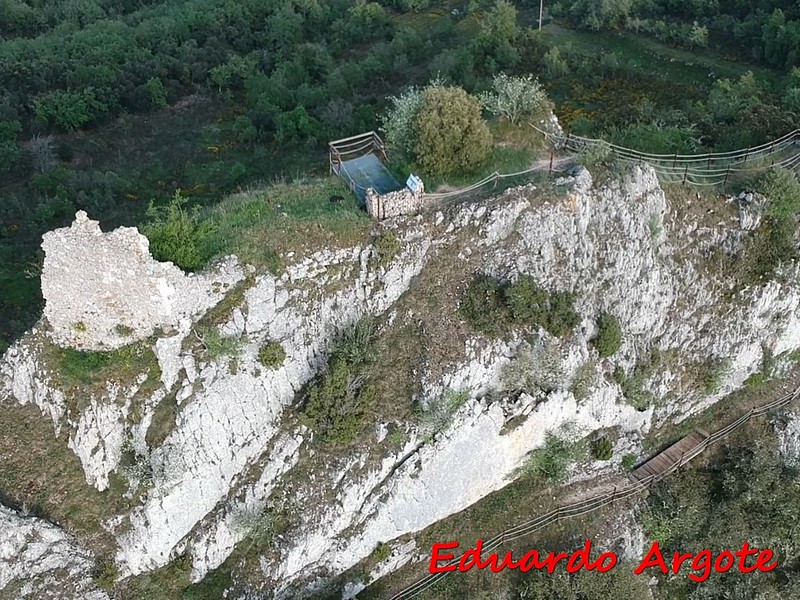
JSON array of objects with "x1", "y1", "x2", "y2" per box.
[
  {"x1": 549, "y1": 149, "x2": 554, "y2": 174},
  {"x1": 672, "y1": 153, "x2": 677, "y2": 169},
  {"x1": 723, "y1": 165, "x2": 731, "y2": 190},
  {"x1": 611, "y1": 486, "x2": 616, "y2": 503},
  {"x1": 683, "y1": 164, "x2": 688, "y2": 186},
  {"x1": 678, "y1": 451, "x2": 685, "y2": 468},
  {"x1": 743, "y1": 146, "x2": 751, "y2": 164}
]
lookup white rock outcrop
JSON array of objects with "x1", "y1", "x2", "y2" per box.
[
  {"x1": 40, "y1": 210, "x2": 245, "y2": 350},
  {"x1": 0, "y1": 505, "x2": 109, "y2": 600},
  {"x1": 4, "y1": 164, "x2": 800, "y2": 598}
]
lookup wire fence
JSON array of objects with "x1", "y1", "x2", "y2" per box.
[
  {"x1": 532, "y1": 125, "x2": 800, "y2": 188},
  {"x1": 386, "y1": 386, "x2": 800, "y2": 600}
]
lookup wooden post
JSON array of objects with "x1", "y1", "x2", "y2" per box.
[
  {"x1": 743, "y1": 146, "x2": 751, "y2": 164},
  {"x1": 723, "y1": 164, "x2": 731, "y2": 189},
  {"x1": 683, "y1": 164, "x2": 688, "y2": 186},
  {"x1": 672, "y1": 153, "x2": 677, "y2": 169},
  {"x1": 549, "y1": 149, "x2": 554, "y2": 174},
  {"x1": 538, "y1": 0, "x2": 544, "y2": 31}
]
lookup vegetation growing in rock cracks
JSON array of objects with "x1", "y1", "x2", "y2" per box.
[
  {"x1": 590, "y1": 435, "x2": 614, "y2": 461},
  {"x1": 301, "y1": 318, "x2": 376, "y2": 444},
  {"x1": 591, "y1": 312, "x2": 622, "y2": 358},
  {"x1": 257, "y1": 340, "x2": 286, "y2": 369},
  {"x1": 520, "y1": 430, "x2": 586, "y2": 483},
  {"x1": 460, "y1": 273, "x2": 580, "y2": 338}
]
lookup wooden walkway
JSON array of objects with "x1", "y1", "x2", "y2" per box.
[{"x1": 630, "y1": 430, "x2": 709, "y2": 483}]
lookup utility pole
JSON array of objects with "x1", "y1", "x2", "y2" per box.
[{"x1": 539, "y1": 0, "x2": 544, "y2": 31}]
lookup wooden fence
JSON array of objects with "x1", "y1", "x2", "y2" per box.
[{"x1": 386, "y1": 386, "x2": 800, "y2": 599}]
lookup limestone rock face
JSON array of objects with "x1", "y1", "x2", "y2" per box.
[
  {"x1": 5, "y1": 165, "x2": 800, "y2": 599},
  {"x1": 40, "y1": 210, "x2": 245, "y2": 350},
  {"x1": 0, "y1": 505, "x2": 109, "y2": 600}
]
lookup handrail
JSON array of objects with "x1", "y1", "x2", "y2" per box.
[{"x1": 386, "y1": 386, "x2": 799, "y2": 599}]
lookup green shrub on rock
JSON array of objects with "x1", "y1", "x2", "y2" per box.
[
  {"x1": 591, "y1": 312, "x2": 622, "y2": 358},
  {"x1": 591, "y1": 436, "x2": 614, "y2": 461},
  {"x1": 258, "y1": 341, "x2": 286, "y2": 369}
]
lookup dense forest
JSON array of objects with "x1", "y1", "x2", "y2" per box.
[{"x1": 1, "y1": 0, "x2": 800, "y2": 351}]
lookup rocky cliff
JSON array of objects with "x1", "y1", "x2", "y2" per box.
[{"x1": 2, "y1": 164, "x2": 800, "y2": 599}]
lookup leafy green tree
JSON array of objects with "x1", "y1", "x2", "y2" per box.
[
  {"x1": 476, "y1": 0, "x2": 519, "y2": 69},
  {"x1": 144, "y1": 77, "x2": 167, "y2": 108},
  {"x1": 412, "y1": 85, "x2": 491, "y2": 176},
  {"x1": 479, "y1": 73, "x2": 553, "y2": 126},
  {"x1": 0, "y1": 120, "x2": 22, "y2": 174}
]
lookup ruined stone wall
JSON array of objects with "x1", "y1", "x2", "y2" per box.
[
  {"x1": 366, "y1": 186, "x2": 426, "y2": 219},
  {"x1": 40, "y1": 211, "x2": 245, "y2": 350}
]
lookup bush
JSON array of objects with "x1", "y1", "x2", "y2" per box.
[
  {"x1": 621, "y1": 453, "x2": 638, "y2": 471},
  {"x1": 301, "y1": 319, "x2": 375, "y2": 444},
  {"x1": 544, "y1": 291, "x2": 580, "y2": 337},
  {"x1": 501, "y1": 342, "x2": 564, "y2": 394},
  {"x1": 690, "y1": 357, "x2": 731, "y2": 394},
  {"x1": 258, "y1": 341, "x2": 286, "y2": 368},
  {"x1": 461, "y1": 274, "x2": 580, "y2": 338},
  {"x1": 459, "y1": 274, "x2": 509, "y2": 335},
  {"x1": 591, "y1": 312, "x2": 622, "y2": 357},
  {"x1": 521, "y1": 431, "x2": 584, "y2": 483},
  {"x1": 591, "y1": 436, "x2": 613, "y2": 461},
  {"x1": 143, "y1": 190, "x2": 215, "y2": 271},
  {"x1": 371, "y1": 542, "x2": 392, "y2": 563},
  {"x1": 94, "y1": 560, "x2": 119, "y2": 590},
  {"x1": 578, "y1": 140, "x2": 612, "y2": 167},
  {"x1": 505, "y1": 275, "x2": 549, "y2": 327},
  {"x1": 373, "y1": 231, "x2": 401, "y2": 266},
  {"x1": 613, "y1": 364, "x2": 656, "y2": 411},
  {"x1": 412, "y1": 85, "x2": 492, "y2": 177}
]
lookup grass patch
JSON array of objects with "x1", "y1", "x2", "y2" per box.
[
  {"x1": 52, "y1": 342, "x2": 161, "y2": 393},
  {"x1": 196, "y1": 178, "x2": 371, "y2": 273},
  {"x1": 0, "y1": 402, "x2": 129, "y2": 561}
]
